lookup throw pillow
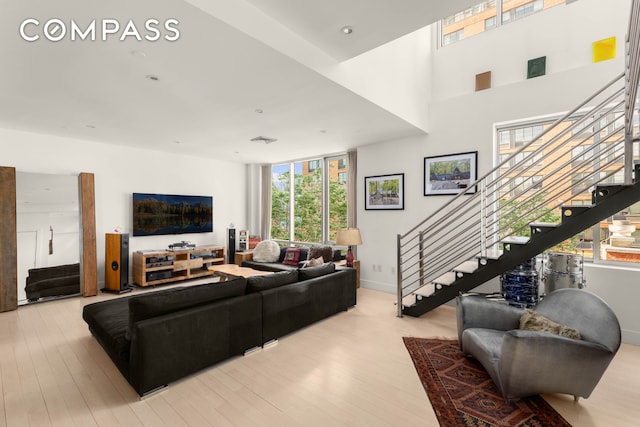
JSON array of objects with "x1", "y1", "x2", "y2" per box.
[
  {"x1": 519, "y1": 309, "x2": 581, "y2": 340},
  {"x1": 298, "y1": 262, "x2": 336, "y2": 281},
  {"x1": 252, "y1": 240, "x2": 281, "y2": 262},
  {"x1": 306, "y1": 256, "x2": 324, "y2": 267},
  {"x1": 308, "y1": 245, "x2": 334, "y2": 263},
  {"x1": 246, "y1": 270, "x2": 299, "y2": 293},
  {"x1": 282, "y1": 248, "x2": 301, "y2": 266}
]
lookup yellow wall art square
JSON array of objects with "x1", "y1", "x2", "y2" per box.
[{"x1": 593, "y1": 36, "x2": 616, "y2": 63}]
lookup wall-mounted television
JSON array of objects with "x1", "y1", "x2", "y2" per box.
[{"x1": 132, "y1": 193, "x2": 213, "y2": 237}]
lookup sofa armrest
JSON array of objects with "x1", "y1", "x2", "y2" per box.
[
  {"x1": 499, "y1": 329, "x2": 616, "y2": 399},
  {"x1": 456, "y1": 295, "x2": 523, "y2": 343}
]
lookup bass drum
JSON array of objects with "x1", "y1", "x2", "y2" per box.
[
  {"x1": 545, "y1": 252, "x2": 583, "y2": 274},
  {"x1": 501, "y1": 261, "x2": 539, "y2": 308},
  {"x1": 543, "y1": 271, "x2": 585, "y2": 294}
]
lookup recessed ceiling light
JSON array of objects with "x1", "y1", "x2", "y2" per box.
[
  {"x1": 173, "y1": 140, "x2": 181, "y2": 144},
  {"x1": 255, "y1": 109, "x2": 264, "y2": 114},
  {"x1": 146, "y1": 74, "x2": 159, "y2": 81},
  {"x1": 320, "y1": 129, "x2": 327, "y2": 134},
  {"x1": 341, "y1": 26, "x2": 353, "y2": 35},
  {"x1": 85, "y1": 124, "x2": 96, "y2": 129}
]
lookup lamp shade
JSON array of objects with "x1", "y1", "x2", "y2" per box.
[{"x1": 336, "y1": 228, "x2": 362, "y2": 246}]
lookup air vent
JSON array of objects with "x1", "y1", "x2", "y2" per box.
[{"x1": 250, "y1": 136, "x2": 277, "y2": 144}]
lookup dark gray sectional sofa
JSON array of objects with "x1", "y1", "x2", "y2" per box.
[
  {"x1": 82, "y1": 263, "x2": 356, "y2": 396},
  {"x1": 25, "y1": 263, "x2": 80, "y2": 301}
]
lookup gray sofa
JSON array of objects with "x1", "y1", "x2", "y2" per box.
[
  {"x1": 456, "y1": 288, "x2": 621, "y2": 400},
  {"x1": 82, "y1": 263, "x2": 356, "y2": 396},
  {"x1": 242, "y1": 245, "x2": 343, "y2": 272}
]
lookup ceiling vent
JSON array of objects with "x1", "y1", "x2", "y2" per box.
[{"x1": 250, "y1": 136, "x2": 277, "y2": 144}]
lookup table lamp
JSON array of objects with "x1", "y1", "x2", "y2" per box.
[{"x1": 336, "y1": 227, "x2": 362, "y2": 267}]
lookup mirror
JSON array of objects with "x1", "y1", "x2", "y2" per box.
[{"x1": 16, "y1": 172, "x2": 80, "y2": 304}]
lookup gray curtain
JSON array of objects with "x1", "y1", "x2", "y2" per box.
[
  {"x1": 260, "y1": 164, "x2": 272, "y2": 240},
  {"x1": 347, "y1": 150, "x2": 357, "y2": 228}
]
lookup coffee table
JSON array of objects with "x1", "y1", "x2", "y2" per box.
[{"x1": 208, "y1": 264, "x2": 273, "y2": 279}]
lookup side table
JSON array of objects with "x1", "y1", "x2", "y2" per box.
[
  {"x1": 234, "y1": 250, "x2": 254, "y2": 266},
  {"x1": 337, "y1": 259, "x2": 360, "y2": 288}
]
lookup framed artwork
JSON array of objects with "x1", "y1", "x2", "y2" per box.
[
  {"x1": 365, "y1": 173, "x2": 404, "y2": 210},
  {"x1": 424, "y1": 151, "x2": 477, "y2": 196}
]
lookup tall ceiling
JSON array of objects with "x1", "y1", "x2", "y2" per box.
[{"x1": 0, "y1": 0, "x2": 477, "y2": 164}]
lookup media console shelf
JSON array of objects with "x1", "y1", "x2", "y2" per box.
[{"x1": 133, "y1": 245, "x2": 225, "y2": 287}]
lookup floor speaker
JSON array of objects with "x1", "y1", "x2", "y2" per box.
[
  {"x1": 227, "y1": 228, "x2": 236, "y2": 264},
  {"x1": 104, "y1": 233, "x2": 132, "y2": 293}
]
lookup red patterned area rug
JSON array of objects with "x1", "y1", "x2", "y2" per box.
[{"x1": 403, "y1": 337, "x2": 572, "y2": 427}]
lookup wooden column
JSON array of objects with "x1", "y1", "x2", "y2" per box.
[
  {"x1": 79, "y1": 173, "x2": 98, "y2": 296},
  {"x1": 0, "y1": 167, "x2": 18, "y2": 312}
]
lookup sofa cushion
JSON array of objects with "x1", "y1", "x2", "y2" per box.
[
  {"x1": 253, "y1": 240, "x2": 281, "y2": 262},
  {"x1": 308, "y1": 245, "x2": 334, "y2": 263},
  {"x1": 246, "y1": 270, "x2": 299, "y2": 293},
  {"x1": 298, "y1": 262, "x2": 335, "y2": 281},
  {"x1": 519, "y1": 309, "x2": 581, "y2": 340},
  {"x1": 127, "y1": 277, "x2": 247, "y2": 340},
  {"x1": 282, "y1": 248, "x2": 301, "y2": 266},
  {"x1": 306, "y1": 256, "x2": 324, "y2": 267}
]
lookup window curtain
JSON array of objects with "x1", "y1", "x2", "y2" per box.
[
  {"x1": 347, "y1": 150, "x2": 357, "y2": 228},
  {"x1": 346, "y1": 150, "x2": 358, "y2": 259},
  {"x1": 260, "y1": 164, "x2": 272, "y2": 241}
]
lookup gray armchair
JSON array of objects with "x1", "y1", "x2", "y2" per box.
[{"x1": 456, "y1": 288, "x2": 621, "y2": 400}]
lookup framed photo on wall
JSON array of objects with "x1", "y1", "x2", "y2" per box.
[
  {"x1": 424, "y1": 151, "x2": 477, "y2": 196},
  {"x1": 365, "y1": 173, "x2": 404, "y2": 210}
]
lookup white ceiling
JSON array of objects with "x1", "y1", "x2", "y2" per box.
[{"x1": 1, "y1": 0, "x2": 477, "y2": 164}]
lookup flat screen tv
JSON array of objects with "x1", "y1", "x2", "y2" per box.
[{"x1": 132, "y1": 193, "x2": 213, "y2": 237}]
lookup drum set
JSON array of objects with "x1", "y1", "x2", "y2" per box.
[{"x1": 500, "y1": 253, "x2": 585, "y2": 308}]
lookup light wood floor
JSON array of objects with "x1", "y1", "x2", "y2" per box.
[{"x1": 1, "y1": 286, "x2": 639, "y2": 426}]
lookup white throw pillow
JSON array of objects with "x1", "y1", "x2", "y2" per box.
[{"x1": 252, "y1": 240, "x2": 281, "y2": 262}]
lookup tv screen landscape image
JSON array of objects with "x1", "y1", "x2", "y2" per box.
[{"x1": 132, "y1": 193, "x2": 213, "y2": 236}]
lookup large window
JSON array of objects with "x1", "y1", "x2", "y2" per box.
[
  {"x1": 441, "y1": 0, "x2": 566, "y2": 46},
  {"x1": 271, "y1": 155, "x2": 348, "y2": 244},
  {"x1": 497, "y1": 110, "x2": 640, "y2": 265}
]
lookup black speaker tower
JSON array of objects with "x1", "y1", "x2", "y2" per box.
[{"x1": 227, "y1": 227, "x2": 236, "y2": 264}]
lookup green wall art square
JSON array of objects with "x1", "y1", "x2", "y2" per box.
[{"x1": 527, "y1": 56, "x2": 546, "y2": 79}]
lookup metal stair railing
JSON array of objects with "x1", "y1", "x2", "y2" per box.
[{"x1": 396, "y1": 0, "x2": 640, "y2": 317}]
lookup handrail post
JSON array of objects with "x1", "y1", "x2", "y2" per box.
[
  {"x1": 419, "y1": 230, "x2": 425, "y2": 288},
  {"x1": 480, "y1": 180, "x2": 487, "y2": 257},
  {"x1": 396, "y1": 233, "x2": 403, "y2": 318}
]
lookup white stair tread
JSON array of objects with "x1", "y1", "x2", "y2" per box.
[
  {"x1": 413, "y1": 283, "x2": 436, "y2": 297},
  {"x1": 401, "y1": 295, "x2": 417, "y2": 308},
  {"x1": 529, "y1": 222, "x2": 558, "y2": 228},
  {"x1": 433, "y1": 271, "x2": 456, "y2": 286},
  {"x1": 502, "y1": 236, "x2": 530, "y2": 245},
  {"x1": 477, "y1": 249, "x2": 503, "y2": 260},
  {"x1": 453, "y1": 260, "x2": 478, "y2": 274}
]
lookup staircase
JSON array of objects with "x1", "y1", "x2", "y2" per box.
[{"x1": 397, "y1": 0, "x2": 640, "y2": 317}]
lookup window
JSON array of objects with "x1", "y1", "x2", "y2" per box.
[
  {"x1": 271, "y1": 155, "x2": 348, "y2": 244},
  {"x1": 441, "y1": 0, "x2": 565, "y2": 46},
  {"x1": 497, "y1": 108, "x2": 640, "y2": 265}
]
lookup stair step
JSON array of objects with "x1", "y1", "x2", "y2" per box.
[
  {"x1": 561, "y1": 205, "x2": 591, "y2": 222},
  {"x1": 433, "y1": 271, "x2": 456, "y2": 286},
  {"x1": 453, "y1": 260, "x2": 478, "y2": 276},
  {"x1": 477, "y1": 249, "x2": 503, "y2": 260},
  {"x1": 529, "y1": 221, "x2": 558, "y2": 229},
  {"x1": 501, "y1": 236, "x2": 530, "y2": 245},
  {"x1": 413, "y1": 283, "x2": 436, "y2": 298},
  {"x1": 593, "y1": 184, "x2": 630, "y2": 204},
  {"x1": 401, "y1": 294, "x2": 417, "y2": 308}
]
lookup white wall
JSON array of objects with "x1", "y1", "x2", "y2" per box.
[
  {"x1": 357, "y1": 0, "x2": 639, "y2": 344},
  {"x1": 1, "y1": 127, "x2": 248, "y2": 287}
]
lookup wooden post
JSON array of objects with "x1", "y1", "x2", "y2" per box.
[
  {"x1": 0, "y1": 167, "x2": 18, "y2": 312},
  {"x1": 79, "y1": 173, "x2": 98, "y2": 296}
]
